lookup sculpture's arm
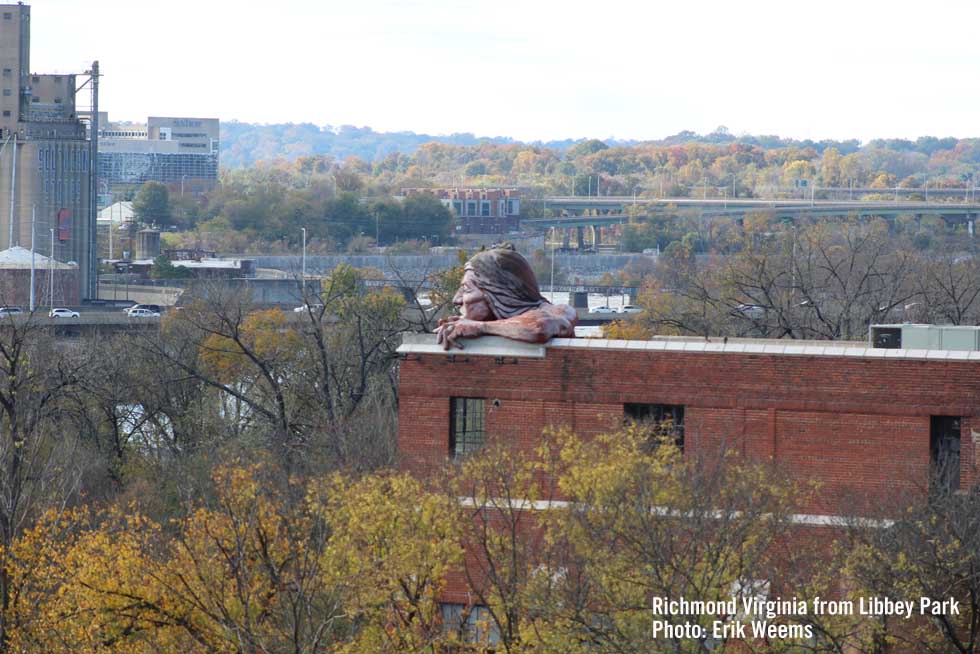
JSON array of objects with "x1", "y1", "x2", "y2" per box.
[{"x1": 436, "y1": 304, "x2": 576, "y2": 350}]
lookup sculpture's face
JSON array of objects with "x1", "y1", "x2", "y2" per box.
[{"x1": 454, "y1": 269, "x2": 494, "y2": 321}]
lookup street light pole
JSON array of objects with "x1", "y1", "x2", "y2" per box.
[
  {"x1": 181, "y1": 174, "x2": 187, "y2": 198},
  {"x1": 301, "y1": 227, "x2": 307, "y2": 289},
  {"x1": 29, "y1": 205, "x2": 35, "y2": 312},
  {"x1": 549, "y1": 228, "x2": 556, "y2": 302},
  {"x1": 49, "y1": 228, "x2": 54, "y2": 308}
]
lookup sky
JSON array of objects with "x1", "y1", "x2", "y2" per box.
[{"x1": 23, "y1": 0, "x2": 980, "y2": 143}]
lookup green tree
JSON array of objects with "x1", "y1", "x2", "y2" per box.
[
  {"x1": 148, "y1": 255, "x2": 192, "y2": 280},
  {"x1": 132, "y1": 181, "x2": 172, "y2": 227}
]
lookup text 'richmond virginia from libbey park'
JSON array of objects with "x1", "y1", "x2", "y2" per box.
[{"x1": 651, "y1": 596, "x2": 961, "y2": 641}]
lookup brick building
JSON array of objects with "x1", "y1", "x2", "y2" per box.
[
  {"x1": 400, "y1": 188, "x2": 521, "y2": 234},
  {"x1": 397, "y1": 333, "x2": 979, "y2": 518},
  {"x1": 397, "y1": 331, "x2": 980, "y2": 641}
]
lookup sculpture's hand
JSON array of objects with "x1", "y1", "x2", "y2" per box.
[{"x1": 436, "y1": 318, "x2": 485, "y2": 350}]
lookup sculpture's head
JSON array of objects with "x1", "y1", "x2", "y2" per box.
[{"x1": 454, "y1": 245, "x2": 547, "y2": 320}]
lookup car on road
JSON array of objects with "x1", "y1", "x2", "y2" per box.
[
  {"x1": 618, "y1": 305, "x2": 642, "y2": 314},
  {"x1": 49, "y1": 308, "x2": 80, "y2": 318},
  {"x1": 125, "y1": 304, "x2": 163, "y2": 316},
  {"x1": 588, "y1": 306, "x2": 617, "y2": 314},
  {"x1": 127, "y1": 308, "x2": 161, "y2": 318},
  {"x1": 0, "y1": 307, "x2": 23, "y2": 316}
]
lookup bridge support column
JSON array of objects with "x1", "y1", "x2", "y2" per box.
[
  {"x1": 970, "y1": 217, "x2": 975, "y2": 238},
  {"x1": 593, "y1": 225, "x2": 602, "y2": 248},
  {"x1": 576, "y1": 226, "x2": 585, "y2": 250},
  {"x1": 562, "y1": 227, "x2": 570, "y2": 249}
]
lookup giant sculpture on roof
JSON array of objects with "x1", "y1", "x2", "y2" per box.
[{"x1": 436, "y1": 244, "x2": 577, "y2": 350}]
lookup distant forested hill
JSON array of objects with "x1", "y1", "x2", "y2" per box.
[
  {"x1": 217, "y1": 122, "x2": 878, "y2": 169},
  {"x1": 218, "y1": 122, "x2": 549, "y2": 168}
]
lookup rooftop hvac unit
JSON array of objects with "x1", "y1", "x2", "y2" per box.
[{"x1": 870, "y1": 324, "x2": 980, "y2": 351}]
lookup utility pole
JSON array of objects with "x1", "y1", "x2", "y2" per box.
[
  {"x1": 301, "y1": 227, "x2": 307, "y2": 296},
  {"x1": 8, "y1": 134, "x2": 15, "y2": 248},
  {"x1": 29, "y1": 205, "x2": 35, "y2": 311},
  {"x1": 49, "y1": 228, "x2": 54, "y2": 308}
]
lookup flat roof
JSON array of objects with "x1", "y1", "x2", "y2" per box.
[{"x1": 397, "y1": 333, "x2": 980, "y2": 362}]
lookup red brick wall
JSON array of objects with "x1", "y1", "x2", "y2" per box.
[{"x1": 398, "y1": 346, "x2": 980, "y2": 515}]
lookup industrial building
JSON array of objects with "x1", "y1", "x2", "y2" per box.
[
  {"x1": 0, "y1": 2, "x2": 98, "y2": 299},
  {"x1": 397, "y1": 328, "x2": 980, "y2": 606},
  {"x1": 98, "y1": 114, "x2": 219, "y2": 203},
  {"x1": 0, "y1": 245, "x2": 79, "y2": 306},
  {"x1": 398, "y1": 330, "x2": 980, "y2": 512}
]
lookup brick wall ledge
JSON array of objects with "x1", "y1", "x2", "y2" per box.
[{"x1": 398, "y1": 332, "x2": 980, "y2": 362}]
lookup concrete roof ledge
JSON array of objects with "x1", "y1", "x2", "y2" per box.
[
  {"x1": 397, "y1": 333, "x2": 546, "y2": 358},
  {"x1": 397, "y1": 333, "x2": 980, "y2": 362}
]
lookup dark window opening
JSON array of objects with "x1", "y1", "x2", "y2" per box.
[
  {"x1": 625, "y1": 403, "x2": 685, "y2": 450},
  {"x1": 930, "y1": 416, "x2": 960, "y2": 495},
  {"x1": 450, "y1": 397, "x2": 485, "y2": 458},
  {"x1": 2, "y1": 111, "x2": 9, "y2": 117},
  {"x1": 2, "y1": 12, "x2": 10, "y2": 19}
]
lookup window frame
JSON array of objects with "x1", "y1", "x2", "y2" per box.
[{"x1": 450, "y1": 397, "x2": 486, "y2": 458}]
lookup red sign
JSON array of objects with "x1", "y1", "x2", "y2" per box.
[{"x1": 57, "y1": 208, "x2": 71, "y2": 242}]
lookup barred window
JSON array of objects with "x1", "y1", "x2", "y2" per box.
[{"x1": 450, "y1": 397, "x2": 485, "y2": 458}]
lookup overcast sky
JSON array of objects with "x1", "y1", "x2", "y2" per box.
[{"x1": 24, "y1": 0, "x2": 980, "y2": 143}]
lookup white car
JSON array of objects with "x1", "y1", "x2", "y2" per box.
[
  {"x1": 618, "y1": 305, "x2": 642, "y2": 314},
  {"x1": 293, "y1": 304, "x2": 325, "y2": 313},
  {"x1": 588, "y1": 306, "x2": 617, "y2": 314},
  {"x1": 0, "y1": 307, "x2": 23, "y2": 316},
  {"x1": 127, "y1": 308, "x2": 161, "y2": 318},
  {"x1": 49, "y1": 308, "x2": 80, "y2": 318}
]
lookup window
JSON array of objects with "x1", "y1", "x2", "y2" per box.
[
  {"x1": 30, "y1": 97, "x2": 38, "y2": 103},
  {"x1": 2, "y1": 12, "x2": 11, "y2": 19},
  {"x1": 2, "y1": 89, "x2": 10, "y2": 97},
  {"x1": 466, "y1": 201, "x2": 477, "y2": 216},
  {"x1": 54, "y1": 98, "x2": 62, "y2": 104},
  {"x1": 441, "y1": 603, "x2": 500, "y2": 647},
  {"x1": 624, "y1": 403, "x2": 685, "y2": 450},
  {"x1": 450, "y1": 397, "x2": 485, "y2": 458},
  {"x1": 481, "y1": 200, "x2": 491, "y2": 216},
  {"x1": 930, "y1": 416, "x2": 960, "y2": 494},
  {"x1": 506, "y1": 199, "x2": 517, "y2": 215},
  {"x1": 1, "y1": 111, "x2": 9, "y2": 117},
  {"x1": 1, "y1": 69, "x2": 9, "y2": 77}
]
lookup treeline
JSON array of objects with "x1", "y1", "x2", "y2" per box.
[
  {"x1": 217, "y1": 123, "x2": 980, "y2": 197},
  {"x1": 3, "y1": 401, "x2": 978, "y2": 653},
  {"x1": 133, "y1": 168, "x2": 455, "y2": 253},
  {"x1": 131, "y1": 128, "x2": 980, "y2": 254},
  {"x1": 603, "y1": 217, "x2": 980, "y2": 341}
]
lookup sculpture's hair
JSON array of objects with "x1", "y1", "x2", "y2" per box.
[{"x1": 465, "y1": 244, "x2": 548, "y2": 319}]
